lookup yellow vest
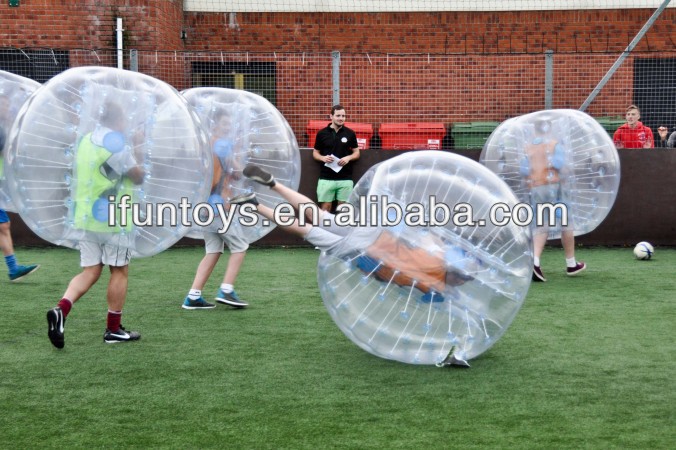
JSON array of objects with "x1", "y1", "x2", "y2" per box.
[{"x1": 72, "y1": 133, "x2": 134, "y2": 233}]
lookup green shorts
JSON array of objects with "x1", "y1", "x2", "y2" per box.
[{"x1": 317, "y1": 179, "x2": 354, "y2": 203}]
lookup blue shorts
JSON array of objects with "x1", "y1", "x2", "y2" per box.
[{"x1": 0, "y1": 209, "x2": 9, "y2": 224}]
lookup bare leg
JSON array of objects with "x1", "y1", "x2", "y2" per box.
[
  {"x1": 271, "y1": 182, "x2": 323, "y2": 222},
  {"x1": 533, "y1": 230, "x2": 548, "y2": 260},
  {"x1": 272, "y1": 182, "x2": 314, "y2": 207},
  {"x1": 257, "y1": 204, "x2": 313, "y2": 239},
  {"x1": 320, "y1": 202, "x2": 332, "y2": 212},
  {"x1": 1, "y1": 218, "x2": 39, "y2": 280},
  {"x1": 222, "y1": 251, "x2": 245, "y2": 285},
  {"x1": 0, "y1": 221, "x2": 14, "y2": 257},
  {"x1": 107, "y1": 265, "x2": 129, "y2": 311},
  {"x1": 561, "y1": 229, "x2": 585, "y2": 274},
  {"x1": 190, "y1": 252, "x2": 221, "y2": 290},
  {"x1": 561, "y1": 229, "x2": 576, "y2": 259},
  {"x1": 63, "y1": 264, "x2": 103, "y2": 303}
]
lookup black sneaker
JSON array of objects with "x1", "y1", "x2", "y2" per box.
[
  {"x1": 532, "y1": 265, "x2": 546, "y2": 282},
  {"x1": 47, "y1": 307, "x2": 65, "y2": 349},
  {"x1": 243, "y1": 164, "x2": 276, "y2": 187},
  {"x1": 103, "y1": 325, "x2": 141, "y2": 344},
  {"x1": 230, "y1": 192, "x2": 259, "y2": 206}
]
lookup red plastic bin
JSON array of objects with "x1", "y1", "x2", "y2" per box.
[
  {"x1": 307, "y1": 120, "x2": 373, "y2": 150},
  {"x1": 379, "y1": 122, "x2": 446, "y2": 150}
]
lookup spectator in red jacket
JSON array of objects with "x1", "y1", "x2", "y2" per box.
[{"x1": 613, "y1": 105, "x2": 654, "y2": 149}]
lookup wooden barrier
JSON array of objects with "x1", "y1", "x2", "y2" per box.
[{"x1": 7, "y1": 148, "x2": 676, "y2": 248}]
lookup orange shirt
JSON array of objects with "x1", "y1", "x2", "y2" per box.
[
  {"x1": 525, "y1": 139, "x2": 560, "y2": 187},
  {"x1": 366, "y1": 231, "x2": 447, "y2": 293}
]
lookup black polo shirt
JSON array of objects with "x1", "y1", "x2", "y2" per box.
[{"x1": 314, "y1": 123, "x2": 359, "y2": 180}]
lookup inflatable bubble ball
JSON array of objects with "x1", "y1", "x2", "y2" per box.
[
  {"x1": 0, "y1": 70, "x2": 41, "y2": 211},
  {"x1": 317, "y1": 150, "x2": 533, "y2": 366},
  {"x1": 181, "y1": 87, "x2": 300, "y2": 242},
  {"x1": 480, "y1": 109, "x2": 620, "y2": 240},
  {"x1": 5, "y1": 66, "x2": 212, "y2": 257}
]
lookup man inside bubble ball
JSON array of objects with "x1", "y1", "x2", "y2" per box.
[
  {"x1": 230, "y1": 164, "x2": 474, "y2": 302},
  {"x1": 521, "y1": 119, "x2": 586, "y2": 282},
  {"x1": 46, "y1": 101, "x2": 145, "y2": 349},
  {"x1": 182, "y1": 110, "x2": 249, "y2": 310},
  {"x1": 0, "y1": 94, "x2": 40, "y2": 281}
]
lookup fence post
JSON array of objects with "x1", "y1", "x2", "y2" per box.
[
  {"x1": 332, "y1": 51, "x2": 340, "y2": 105},
  {"x1": 116, "y1": 17, "x2": 124, "y2": 70},
  {"x1": 545, "y1": 50, "x2": 554, "y2": 110},
  {"x1": 129, "y1": 50, "x2": 138, "y2": 72}
]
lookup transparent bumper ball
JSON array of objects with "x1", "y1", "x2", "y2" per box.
[
  {"x1": 5, "y1": 66, "x2": 212, "y2": 257},
  {"x1": 317, "y1": 151, "x2": 533, "y2": 365},
  {"x1": 0, "y1": 70, "x2": 41, "y2": 211},
  {"x1": 182, "y1": 87, "x2": 300, "y2": 242},
  {"x1": 480, "y1": 109, "x2": 620, "y2": 239}
]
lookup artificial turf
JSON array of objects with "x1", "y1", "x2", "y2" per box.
[{"x1": 0, "y1": 245, "x2": 673, "y2": 449}]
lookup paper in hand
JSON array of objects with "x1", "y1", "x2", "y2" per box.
[{"x1": 324, "y1": 154, "x2": 343, "y2": 173}]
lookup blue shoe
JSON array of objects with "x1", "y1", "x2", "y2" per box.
[
  {"x1": 9, "y1": 264, "x2": 40, "y2": 282},
  {"x1": 420, "y1": 291, "x2": 445, "y2": 303},
  {"x1": 182, "y1": 296, "x2": 216, "y2": 310},
  {"x1": 215, "y1": 289, "x2": 248, "y2": 308}
]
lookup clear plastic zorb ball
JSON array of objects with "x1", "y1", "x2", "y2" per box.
[
  {"x1": 5, "y1": 66, "x2": 212, "y2": 257},
  {"x1": 480, "y1": 109, "x2": 620, "y2": 240},
  {"x1": 0, "y1": 70, "x2": 41, "y2": 212},
  {"x1": 182, "y1": 87, "x2": 300, "y2": 242},
  {"x1": 317, "y1": 151, "x2": 533, "y2": 366}
]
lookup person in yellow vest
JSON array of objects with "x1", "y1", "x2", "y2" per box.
[
  {"x1": 520, "y1": 119, "x2": 585, "y2": 282},
  {"x1": 0, "y1": 93, "x2": 40, "y2": 281},
  {"x1": 47, "y1": 101, "x2": 145, "y2": 349}
]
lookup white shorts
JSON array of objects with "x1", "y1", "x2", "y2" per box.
[
  {"x1": 317, "y1": 211, "x2": 352, "y2": 238},
  {"x1": 305, "y1": 227, "x2": 343, "y2": 252},
  {"x1": 204, "y1": 231, "x2": 249, "y2": 254},
  {"x1": 530, "y1": 182, "x2": 573, "y2": 233},
  {"x1": 304, "y1": 211, "x2": 351, "y2": 252},
  {"x1": 79, "y1": 241, "x2": 131, "y2": 267}
]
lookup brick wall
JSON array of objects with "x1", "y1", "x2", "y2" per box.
[
  {"x1": 0, "y1": 3, "x2": 674, "y2": 136},
  {"x1": 2, "y1": 4, "x2": 673, "y2": 54},
  {"x1": 0, "y1": 0, "x2": 185, "y2": 51},
  {"x1": 183, "y1": 10, "x2": 676, "y2": 53}
]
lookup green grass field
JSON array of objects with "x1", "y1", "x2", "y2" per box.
[{"x1": 0, "y1": 245, "x2": 674, "y2": 449}]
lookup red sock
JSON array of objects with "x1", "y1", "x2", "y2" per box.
[
  {"x1": 57, "y1": 298, "x2": 73, "y2": 317},
  {"x1": 107, "y1": 310, "x2": 122, "y2": 332}
]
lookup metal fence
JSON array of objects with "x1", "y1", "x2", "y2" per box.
[{"x1": 2, "y1": 47, "x2": 675, "y2": 149}]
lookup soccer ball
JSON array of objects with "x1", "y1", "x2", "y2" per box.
[{"x1": 633, "y1": 242, "x2": 654, "y2": 260}]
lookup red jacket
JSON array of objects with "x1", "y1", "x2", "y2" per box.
[{"x1": 613, "y1": 122, "x2": 654, "y2": 149}]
